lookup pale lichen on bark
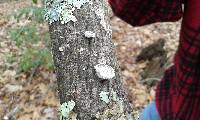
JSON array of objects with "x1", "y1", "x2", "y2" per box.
[
  {"x1": 94, "y1": 5, "x2": 110, "y2": 31},
  {"x1": 59, "y1": 100, "x2": 76, "y2": 120},
  {"x1": 44, "y1": 0, "x2": 92, "y2": 24},
  {"x1": 97, "y1": 90, "x2": 134, "y2": 120}
]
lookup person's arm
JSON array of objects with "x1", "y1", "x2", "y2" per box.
[
  {"x1": 155, "y1": 0, "x2": 200, "y2": 119},
  {"x1": 108, "y1": 0, "x2": 183, "y2": 26}
]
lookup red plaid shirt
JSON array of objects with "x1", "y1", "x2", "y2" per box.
[{"x1": 109, "y1": 0, "x2": 200, "y2": 120}]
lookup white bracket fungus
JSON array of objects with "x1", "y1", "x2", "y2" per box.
[
  {"x1": 84, "y1": 31, "x2": 96, "y2": 38},
  {"x1": 94, "y1": 64, "x2": 115, "y2": 79}
]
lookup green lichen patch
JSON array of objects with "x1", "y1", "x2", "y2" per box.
[
  {"x1": 44, "y1": 0, "x2": 91, "y2": 24},
  {"x1": 59, "y1": 100, "x2": 76, "y2": 120},
  {"x1": 99, "y1": 91, "x2": 110, "y2": 104},
  {"x1": 97, "y1": 90, "x2": 135, "y2": 120},
  {"x1": 111, "y1": 89, "x2": 117, "y2": 102}
]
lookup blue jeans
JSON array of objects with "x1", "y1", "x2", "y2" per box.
[{"x1": 139, "y1": 102, "x2": 160, "y2": 120}]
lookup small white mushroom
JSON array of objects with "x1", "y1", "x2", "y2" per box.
[
  {"x1": 84, "y1": 31, "x2": 96, "y2": 38},
  {"x1": 94, "y1": 64, "x2": 115, "y2": 79},
  {"x1": 79, "y1": 48, "x2": 85, "y2": 53},
  {"x1": 60, "y1": 36, "x2": 64, "y2": 39},
  {"x1": 59, "y1": 46, "x2": 65, "y2": 52}
]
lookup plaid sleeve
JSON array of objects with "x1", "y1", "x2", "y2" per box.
[
  {"x1": 108, "y1": 0, "x2": 183, "y2": 26},
  {"x1": 156, "y1": 0, "x2": 200, "y2": 119}
]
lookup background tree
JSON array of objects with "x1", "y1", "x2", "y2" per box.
[{"x1": 44, "y1": 0, "x2": 133, "y2": 119}]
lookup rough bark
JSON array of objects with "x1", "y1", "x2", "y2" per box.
[{"x1": 48, "y1": 0, "x2": 132, "y2": 119}]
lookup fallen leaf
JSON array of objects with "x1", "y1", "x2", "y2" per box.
[
  {"x1": 41, "y1": 107, "x2": 55, "y2": 120},
  {"x1": 3, "y1": 70, "x2": 16, "y2": 77},
  {"x1": 43, "y1": 91, "x2": 59, "y2": 107},
  {"x1": 32, "y1": 111, "x2": 40, "y2": 120},
  {"x1": 38, "y1": 83, "x2": 48, "y2": 94},
  {"x1": 5, "y1": 84, "x2": 22, "y2": 93},
  {"x1": 18, "y1": 114, "x2": 32, "y2": 120}
]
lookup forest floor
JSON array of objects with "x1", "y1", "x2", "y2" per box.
[{"x1": 0, "y1": 0, "x2": 181, "y2": 119}]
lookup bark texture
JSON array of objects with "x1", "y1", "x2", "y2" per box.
[{"x1": 48, "y1": 0, "x2": 132, "y2": 119}]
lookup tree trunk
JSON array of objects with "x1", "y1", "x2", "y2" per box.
[{"x1": 47, "y1": 0, "x2": 132, "y2": 119}]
